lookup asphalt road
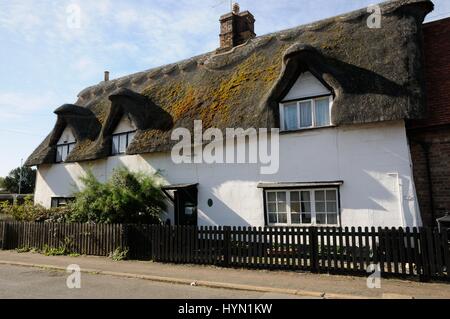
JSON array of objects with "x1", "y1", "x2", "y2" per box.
[{"x1": 0, "y1": 264, "x2": 303, "y2": 299}]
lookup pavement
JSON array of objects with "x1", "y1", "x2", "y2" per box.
[{"x1": 0, "y1": 250, "x2": 449, "y2": 299}]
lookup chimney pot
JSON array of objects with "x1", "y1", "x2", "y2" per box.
[
  {"x1": 218, "y1": 3, "x2": 255, "y2": 52},
  {"x1": 104, "y1": 71, "x2": 110, "y2": 82},
  {"x1": 232, "y1": 3, "x2": 240, "y2": 14}
]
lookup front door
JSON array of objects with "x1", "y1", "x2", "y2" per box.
[{"x1": 174, "y1": 188, "x2": 198, "y2": 226}]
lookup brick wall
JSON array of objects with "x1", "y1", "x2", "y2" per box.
[
  {"x1": 407, "y1": 17, "x2": 450, "y2": 226},
  {"x1": 409, "y1": 129, "x2": 450, "y2": 226},
  {"x1": 410, "y1": 17, "x2": 450, "y2": 128}
]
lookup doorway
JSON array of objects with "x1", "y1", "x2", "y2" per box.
[{"x1": 162, "y1": 184, "x2": 198, "y2": 226}]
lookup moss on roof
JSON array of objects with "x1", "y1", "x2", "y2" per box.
[{"x1": 26, "y1": 0, "x2": 434, "y2": 166}]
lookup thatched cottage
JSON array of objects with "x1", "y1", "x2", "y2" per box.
[{"x1": 26, "y1": 0, "x2": 438, "y2": 228}]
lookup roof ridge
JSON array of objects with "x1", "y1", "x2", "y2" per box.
[{"x1": 76, "y1": 0, "x2": 431, "y2": 101}]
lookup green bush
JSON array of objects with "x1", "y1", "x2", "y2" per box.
[
  {"x1": 1, "y1": 168, "x2": 166, "y2": 225},
  {"x1": 68, "y1": 168, "x2": 166, "y2": 224},
  {"x1": 0, "y1": 196, "x2": 69, "y2": 222}
]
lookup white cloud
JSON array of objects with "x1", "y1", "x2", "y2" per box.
[{"x1": 0, "y1": 91, "x2": 59, "y2": 120}]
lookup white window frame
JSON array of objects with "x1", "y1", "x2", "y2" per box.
[
  {"x1": 56, "y1": 142, "x2": 76, "y2": 163},
  {"x1": 51, "y1": 197, "x2": 75, "y2": 208},
  {"x1": 279, "y1": 95, "x2": 333, "y2": 132},
  {"x1": 265, "y1": 188, "x2": 340, "y2": 227},
  {"x1": 112, "y1": 130, "x2": 136, "y2": 155}
]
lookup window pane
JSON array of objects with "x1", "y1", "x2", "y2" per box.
[
  {"x1": 128, "y1": 131, "x2": 136, "y2": 144},
  {"x1": 267, "y1": 192, "x2": 276, "y2": 202},
  {"x1": 284, "y1": 103, "x2": 298, "y2": 130},
  {"x1": 290, "y1": 191, "x2": 299, "y2": 202},
  {"x1": 56, "y1": 146, "x2": 63, "y2": 162},
  {"x1": 301, "y1": 191, "x2": 310, "y2": 202},
  {"x1": 291, "y1": 214, "x2": 301, "y2": 224},
  {"x1": 316, "y1": 214, "x2": 326, "y2": 225},
  {"x1": 119, "y1": 134, "x2": 127, "y2": 153},
  {"x1": 268, "y1": 203, "x2": 277, "y2": 213},
  {"x1": 299, "y1": 101, "x2": 312, "y2": 128},
  {"x1": 301, "y1": 202, "x2": 311, "y2": 213},
  {"x1": 327, "y1": 214, "x2": 338, "y2": 225},
  {"x1": 327, "y1": 202, "x2": 337, "y2": 213},
  {"x1": 278, "y1": 202, "x2": 287, "y2": 213},
  {"x1": 278, "y1": 213, "x2": 288, "y2": 224},
  {"x1": 277, "y1": 192, "x2": 286, "y2": 202},
  {"x1": 302, "y1": 213, "x2": 312, "y2": 224},
  {"x1": 61, "y1": 145, "x2": 69, "y2": 161},
  {"x1": 269, "y1": 214, "x2": 277, "y2": 224},
  {"x1": 290, "y1": 202, "x2": 300, "y2": 213},
  {"x1": 112, "y1": 136, "x2": 120, "y2": 154},
  {"x1": 315, "y1": 191, "x2": 325, "y2": 201},
  {"x1": 326, "y1": 190, "x2": 337, "y2": 201},
  {"x1": 314, "y1": 98, "x2": 330, "y2": 127},
  {"x1": 316, "y1": 202, "x2": 326, "y2": 213}
]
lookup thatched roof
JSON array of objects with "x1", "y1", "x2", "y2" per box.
[{"x1": 26, "y1": 0, "x2": 433, "y2": 166}]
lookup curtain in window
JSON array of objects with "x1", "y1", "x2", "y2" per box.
[
  {"x1": 119, "y1": 134, "x2": 127, "y2": 153},
  {"x1": 68, "y1": 143, "x2": 75, "y2": 154},
  {"x1": 112, "y1": 136, "x2": 120, "y2": 155},
  {"x1": 314, "y1": 98, "x2": 330, "y2": 127},
  {"x1": 56, "y1": 146, "x2": 63, "y2": 162},
  {"x1": 299, "y1": 101, "x2": 312, "y2": 128},
  {"x1": 283, "y1": 103, "x2": 298, "y2": 130}
]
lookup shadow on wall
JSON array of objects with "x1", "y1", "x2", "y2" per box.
[
  {"x1": 200, "y1": 183, "x2": 259, "y2": 227},
  {"x1": 341, "y1": 169, "x2": 419, "y2": 227}
]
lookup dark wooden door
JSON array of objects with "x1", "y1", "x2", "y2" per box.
[{"x1": 174, "y1": 188, "x2": 198, "y2": 226}]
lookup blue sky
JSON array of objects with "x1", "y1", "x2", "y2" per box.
[{"x1": 0, "y1": 0, "x2": 449, "y2": 176}]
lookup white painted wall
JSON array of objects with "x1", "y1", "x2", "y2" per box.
[
  {"x1": 34, "y1": 120, "x2": 422, "y2": 228},
  {"x1": 282, "y1": 71, "x2": 331, "y2": 101},
  {"x1": 57, "y1": 126, "x2": 76, "y2": 144},
  {"x1": 113, "y1": 115, "x2": 136, "y2": 134}
]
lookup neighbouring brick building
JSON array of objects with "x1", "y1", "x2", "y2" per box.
[{"x1": 408, "y1": 17, "x2": 450, "y2": 226}]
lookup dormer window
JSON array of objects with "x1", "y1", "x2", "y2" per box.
[
  {"x1": 111, "y1": 115, "x2": 137, "y2": 156},
  {"x1": 280, "y1": 72, "x2": 333, "y2": 131},
  {"x1": 55, "y1": 126, "x2": 76, "y2": 163}
]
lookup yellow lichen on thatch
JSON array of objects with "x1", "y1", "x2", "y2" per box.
[
  {"x1": 199, "y1": 51, "x2": 283, "y2": 128},
  {"x1": 143, "y1": 80, "x2": 200, "y2": 122}
]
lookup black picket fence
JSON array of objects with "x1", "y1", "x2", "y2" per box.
[
  {"x1": 0, "y1": 222, "x2": 449, "y2": 282},
  {"x1": 149, "y1": 226, "x2": 450, "y2": 281}
]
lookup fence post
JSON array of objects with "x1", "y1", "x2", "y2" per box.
[
  {"x1": 0, "y1": 222, "x2": 5, "y2": 250},
  {"x1": 121, "y1": 224, "x2": 130, "y2": 251},
  {"x1": 419, "y1": 227, "x2": 431, "y2": 282},
  {"x1": 309, "y1": 227, "x2": 319, "y2": 273},
  {"x1": 223, "y1": 226, "x2": 232, "y2": 268},
  {"x1": 1, "y1": 222, "x2": 8, "y2": 250}
]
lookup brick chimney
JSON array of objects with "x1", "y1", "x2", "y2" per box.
[{"x1": 218, "y1": 3, "x2": 256, "y2": 52}]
